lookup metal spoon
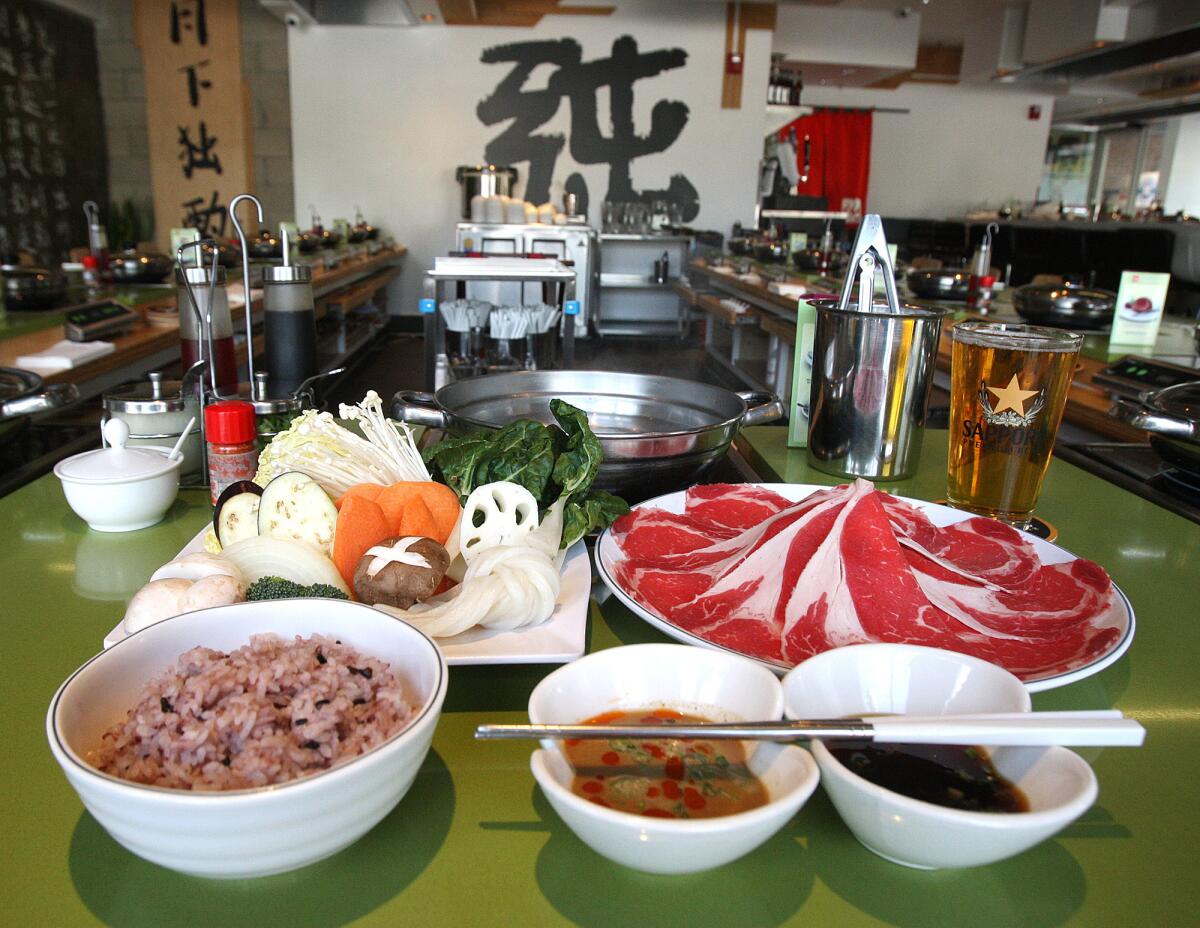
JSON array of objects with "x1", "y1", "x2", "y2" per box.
[{"x1": 476, "y1": 710, "x2": 1145, "y2": 749}]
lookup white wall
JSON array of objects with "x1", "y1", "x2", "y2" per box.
[
  {"x1": 288, "y1": 1, "x2": 771, "y2": 314},
  {"x1": 1163, "y1": 114, "x2": 1200, "y2": 216},
  {"x1": 800, "y1": 83, "x2": 1054, "y2": 219},
  {"x1": 772, "y1": 6, "x2": 919, "y2": 70}
]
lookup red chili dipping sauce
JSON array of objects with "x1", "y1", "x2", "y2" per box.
[{"x1": 564, "y1": 709, "x2": 768, "y2": 819}]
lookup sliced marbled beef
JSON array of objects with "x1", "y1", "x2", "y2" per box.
[{"x1": 610, "y1": 480, "x2": 1125, "y2": 680}]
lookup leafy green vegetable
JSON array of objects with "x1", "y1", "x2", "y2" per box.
[
  {"x1": 424, "y1": 400, "x2": 627, "y2": 548},
  {"x1": 562, "y1": 490, "x2": 630, "y2": 549},
  {"x1": 549, "y1": 398, "x2": 602, "y2": 504},
  {"x1": 246, "y1": 576, "x2": 350, "y2": 602}
]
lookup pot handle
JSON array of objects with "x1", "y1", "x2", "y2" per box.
[
  {"x1": 1110, "y1": 398, "x2": 1196, "y2": 439},
  {"x1": 738, "y1": 390, "x2": 785, "y2": 427},
  {"x1": 0, "y1": 382, "x2": 79, "y2": 419},
  {"x1": 391, "y1": 390, "x2": 448, "y2": 430}
]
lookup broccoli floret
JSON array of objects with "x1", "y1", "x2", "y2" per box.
[{"x1": 245, "y1": 576, "x2": 349, "y2": 602}]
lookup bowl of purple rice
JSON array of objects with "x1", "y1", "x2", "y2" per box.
[{"x1": 46, "y1": 598, "x2": 448, "y2": 879}]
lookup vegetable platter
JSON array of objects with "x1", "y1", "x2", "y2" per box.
[{"x1": 111, "y1": 391, "x2": 628, "y2": 663}]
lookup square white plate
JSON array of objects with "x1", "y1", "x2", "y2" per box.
[{"x1": 104, "y1": 527, "x2": 591, "y2": 666}]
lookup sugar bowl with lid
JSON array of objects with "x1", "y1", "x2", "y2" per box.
[{"x1": 54, "y1": 418, "x2": 181, "y2": 532}]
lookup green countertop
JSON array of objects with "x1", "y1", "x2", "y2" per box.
[{"x1": 5, "y1": 428, "x2": 1199, "y2": 927}]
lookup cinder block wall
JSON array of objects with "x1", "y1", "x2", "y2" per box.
[{"x1": 89, "y1": 0, "x2": 295, "y2": 231}]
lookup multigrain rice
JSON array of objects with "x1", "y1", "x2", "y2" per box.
[{"x1": 91, "y1": 633, "x2": 414, "y2": 791}]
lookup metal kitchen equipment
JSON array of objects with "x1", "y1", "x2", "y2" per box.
[
  {"x1": 1111, "y1": 381, "x2": 1200, "y2": 473},
  {"x1": 249, "y1": 367, "x2": 344, "y2": 449},
  {"x1": 392, "y1": 370, "x2": 783, "y2": 501},
  {"x1": 0, "y1": 367, "x2": 79, "y2": 446},
  {"x1": 807, "y1": 214, "x2": 950, "y2": 481},
  {"x1": 456, "y1": 164, "x2": 519, "y2": 219},
  {"x1": 1012, "y1": 283, "x2": 1116, "y2": 329},
  {"x1": 906, "y1": 266, "x2": 971, "y2": 301},
  {"x1": 229, "y1": 193, "x2": 263, "y2": 391},
  {"x1": 456, "y1": 221, "x2": 596, "y2": 336},
  {"x1": 1, "y1": 265, "x2": 68, "y2": 312},
  {"x1": 260, "y1": 226, "x2": 317, "y2": 395},
  {"x1": 421, "y1": 255, "x2": 579, "y2": 390},
  {"x1": 102, "y1": 371, "x2": 203, "y2": 478}
]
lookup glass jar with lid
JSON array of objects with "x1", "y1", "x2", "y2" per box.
[{"x1": 103, "y1": 373, "x2": 202, "y2": 479}]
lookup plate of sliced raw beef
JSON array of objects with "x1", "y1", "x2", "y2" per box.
[{"x1": 596, "y1": 480, "x2": 1134, "y2": 692}]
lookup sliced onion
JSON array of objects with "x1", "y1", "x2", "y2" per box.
[{"x1": 220, "y1": 535, "x2": 349, "y2": 594}]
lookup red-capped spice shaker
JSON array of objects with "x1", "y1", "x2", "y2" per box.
[{"x1": 204, "y1": 401, "x2": 258, "y2": 505}]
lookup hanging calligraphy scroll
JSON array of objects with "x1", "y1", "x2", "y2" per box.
[{"x1": 132, "y1": 0, "x2": 253, "y2": 251}]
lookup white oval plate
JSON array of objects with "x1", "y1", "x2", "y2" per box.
[
  {"x1": 104, "y1": 527, "x2": 590, "y2": 666},
  {"x1": 595, "y1": 484, "x2": 1134, "y2": 693}
]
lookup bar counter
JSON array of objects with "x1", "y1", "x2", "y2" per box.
[
  {"x1": 5, "y1": 426, "x2": 1198, "y2": 926},
  {"x1": 0, "y1": 244, "x2": 407, "y2": 400}
]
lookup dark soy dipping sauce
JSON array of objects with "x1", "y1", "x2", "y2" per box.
[{"x1": 827, "y1": 740, "x2": 1030, "y2": 813}]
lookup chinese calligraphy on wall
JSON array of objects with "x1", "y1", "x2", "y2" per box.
[
  {"x1": 0, "y1": 0, "x2": 107, "y2": 264},
  {"x1": 134, "y1": 0, "x2": 252, "y2": 249},
  {"x1": 477, "y1": 36, "x2": 698, "y2": 221}
]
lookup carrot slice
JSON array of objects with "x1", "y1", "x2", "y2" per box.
[
  {"x1": 398, "y1": 496, "x2": 440, "y2": 541},
  {"x1": 335, "y1": 482, "x2": 385, "y2": 510},
  {"x1": 332, "y1": 496, "x2": 393, "y2": 589},
  {"x1": 414, "y1": 482, "x2": 463, "y2": 546},
  {"x1": 376, "y1": 483, "x2": 419, "y2": 534},
  {"x1": 376, "y1": 482, "x2": 462, "y2": 545}
]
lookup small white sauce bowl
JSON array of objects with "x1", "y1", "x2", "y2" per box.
[
  {"x1": 528, "y1": 643, "x2": 820, "y2": 874},
  {"x1": 782, "y1": 643, "x2": 1098, "y2": 870},
  {"x1": 46, "y1": 599, "x2": 448, "y2": 879},
  {"x1": 55, "y1": 446, "x2": 181, "y2": 532}
]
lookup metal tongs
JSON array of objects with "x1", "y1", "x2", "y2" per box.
[
  {"x1": 836, "y1": 213, "x2": 901, "y2": 316},
  {"x1": 477, "y1": 710, "x2": 1146, "y2": 749}
]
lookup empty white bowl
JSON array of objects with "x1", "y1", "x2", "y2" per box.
[
  {"x1": 47, "y1": 599, "x2": 447, "y2": 879},
  {"x1": 528, "y1": 643, "x2": 820, "y2": 874},
  {"x1": 782, "y1": 643, "x2": 1097, "y2": 870}
]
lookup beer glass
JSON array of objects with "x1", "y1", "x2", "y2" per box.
[{"x1": 947, "y1": 322, "x2": 1083, "y2": 529}]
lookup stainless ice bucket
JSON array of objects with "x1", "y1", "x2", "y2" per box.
[{"x1": 806, "y1": 215, "x2": 951, "y2": 480}]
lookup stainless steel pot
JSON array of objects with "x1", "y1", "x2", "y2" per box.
[
  {"x1": 906, "y1": 266, "x2": 970, "y2": 302},
  {"x1": 1111, "y1": 381, "x2": 1200, "y2": 472},
  {"x1": 0, "y1": 367, "x2": 79, "y2": 444},
  {"x1": 1012, "y1": 283, "x2": 1116, "y2": 329},
  {"x1": 392, "y1": 370, "x2": 783, "y2": 501},
  {"x1": 456, "y1": 164, "x2": 519, "y2": 219}
]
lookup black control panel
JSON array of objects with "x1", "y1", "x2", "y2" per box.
[
  {"x1": 63, "y1": 301, "x2": 142, "y2": 342},
  {"x1": 1092, "y1": 356, "x2": 1200, "y2": 399}
]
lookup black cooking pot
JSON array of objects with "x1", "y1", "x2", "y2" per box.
[
  {"x1": 200, "y1": 241, "x2": 241, "y2": 269},
  {"x1": 296, "y1": 231, "x2": 319, "y2": 254},
  {"x1": 1012, "y1": 283, "x2": 1116, "y2": 329},
  {"x1": 314, "y1": 228, "x2": 341, "y2": 250},
  {"x1": 110, "y1": 247, "x2": 173, "y2": 284},
  {"x1": 906, "y1": 266, "x2": 970, "y2": 301},
  {"x1": 791, "y1": 248, "x2": 849, "y2": 274},
  {"x1": 753, "y1": 240, "x2": 788, "y2": 263},
  {"x1": 0, "y1": 367, "x2": 79, "y2": 445},
  {"x1": 1, "y1": 265, "x2": 68, "y2": 312},
  {"x1": 728, "y1": 237, "x2": 752, "y2": 256},
  {"x1": 248, "y1": 230, "x2": 282, "y2": 259}
]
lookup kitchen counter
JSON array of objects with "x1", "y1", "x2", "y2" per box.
[
  {"x1": 686, "y1": 257, "x2": 1200, "y2": 443},
  {"x1": 0, "y1": 245, "x2": 407, "y2": 400},
  {"x1": 5, "y1": 426, "x2": 1198, "y2": 926}
]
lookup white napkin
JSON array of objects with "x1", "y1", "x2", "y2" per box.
[{"x1": 16, "y1": 339, "x2": 116, "y2": 370}]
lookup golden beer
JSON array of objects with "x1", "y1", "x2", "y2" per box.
[{"x1": 947, "y1": 322, "x2": 1082, "y2": 529}]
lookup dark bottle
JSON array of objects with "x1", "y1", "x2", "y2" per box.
[{"x1": 261, "y1": 231, "x2": 316, "y2": 396}]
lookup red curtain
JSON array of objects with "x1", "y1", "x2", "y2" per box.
[{"x1": 778, "y1": 108, "x2": 873, "y2": 221}]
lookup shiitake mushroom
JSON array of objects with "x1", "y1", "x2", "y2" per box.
[{"x1": 352, "y1": 536, "x2": 450, "y2": 608}]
